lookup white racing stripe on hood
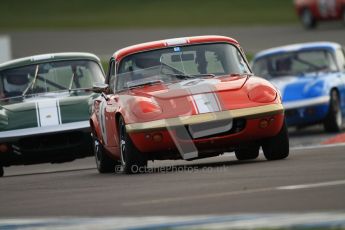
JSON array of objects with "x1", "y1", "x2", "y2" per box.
[
  {"x1": 192, "y1": 93, "x2": 220, "y2": 114},
  {"x1": 169, "y1": 79, "x2": 221, "y2": 113},
  {"x1": 36, "y1": 99, "x2": 61, "y2": 127}
]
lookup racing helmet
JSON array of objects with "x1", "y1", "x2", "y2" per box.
[{"x1": 3, "y1": 74, "x2": 29, "y2": 92}]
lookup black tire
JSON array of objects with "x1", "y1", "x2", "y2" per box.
[
  {"x1": 118, "y1": 116, "x2": 147, "y2": 174},
  {"x1": 93, "y1": 134, "x2": 117, "y2": 173},
  {"x1": 342, "y1": 7, "x2": 345, "y2": 26},
  {"x1": 301, "y1": 8, "x2": 317, "y2": 29},
  {"x1": 235, "y1": 143, "x2": 260, "y2": 160},
  {"x1": 324, "y1": 90, "x2": 342, "y2": 133},
  {"x1": 0, "y1": 166, "x2": 3, "y2": 177},
  {"x1": 262, "y1": 121, "x2": 289, "y2": 160}
]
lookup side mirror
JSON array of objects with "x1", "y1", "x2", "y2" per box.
[{"x1": 92, "y1": 82, "x2": 109, "y2": 93}]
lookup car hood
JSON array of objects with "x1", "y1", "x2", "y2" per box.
[
  {"x1": 128, "y1": 75, "x2": 249, "y2": 99},
  {"x1": 0, "y1": 91, "x2": 97, "y2": 131},
  {"x1": 118, "y1": 74, "x2": 281, "y2": 124},
  {"x1": 269, "y1": 73, "x2": 330, "y2": 102}
]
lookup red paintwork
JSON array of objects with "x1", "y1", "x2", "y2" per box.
[
  {"x1": 90, "y1": 35, "x2": 284, "y2": 161},
  {"x1": 113, "y1": 35, "x2": 239, "y2": 62},
  {"x1": 129, "y1": 114, "x2": 284, "y2": 154},
  {"x1": 294, "y1": 0, "x2": 345, "y2": 20}
]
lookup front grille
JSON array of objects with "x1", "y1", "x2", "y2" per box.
[
  {"x1": 17, "y1": 131, "x2": 86, "y2": 151},
  {"x1": 285, "y1": 109, "x2": 298, "y2": 118},
  {"x1": 175, "y1": 118, "x2": 246, "y2": 140}
]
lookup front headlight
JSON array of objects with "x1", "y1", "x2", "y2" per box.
[
  {"x1": 131, "y1": 100, "x2": 162, "y2": 119},
  {"x1": 248, "y1": 85, "x2": 277, "y2": 103}
]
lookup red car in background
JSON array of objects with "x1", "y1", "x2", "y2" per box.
[
  {"x1": 294, "y1": 0, "x2": 345, "y2": 28},
  {"x1": 90, "y1": 35, "x2": 289, "y2": 174}
]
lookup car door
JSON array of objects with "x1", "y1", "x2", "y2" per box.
[
  {"x1": 334, "y1": 47, "x2": 345, "y2": 110},
  {"x1": 103, "y1": 60, "x2": 119, "y2": 149}
]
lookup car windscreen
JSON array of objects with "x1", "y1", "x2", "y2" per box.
[
  {"x1": 115, "y1": 43, "x2": 251, "y2": 91},
  {"x1": 0, "y1": 60, "x2": 104, "y2": 100},
  {"x1": 252, "y1": 49, "x2": 338, "y2": 79}
]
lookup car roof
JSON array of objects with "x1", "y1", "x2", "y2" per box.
[
  {"x1": 112, "y1": 35, "x2": 239, "y2": 61},
  {"x1": 254, "y1": 42, "x2": 341, "y2": 60},
  {"x1": 0, "y1": 52, "x2": 101, "y2": 71}
]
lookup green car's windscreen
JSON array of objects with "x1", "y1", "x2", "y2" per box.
[{"x1": 0, "y1": 60, "x2": 104, "y2": 100}]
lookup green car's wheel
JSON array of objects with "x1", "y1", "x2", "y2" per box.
[
  {"x1": 262, "y1": 121, "x2": 289, "y2": 160},
  {"x1": 119, "y1": 116, "x2": 147, "y2": 174},
  {"x1": 324, "y1": 90, "x2": 342, "y2": 133},
  {"x1": 93, "y1": 134, "x2": 117, "y2": 173},
  {"x1": 235, "y1": 143, "x2": 260, "y2": 160}
]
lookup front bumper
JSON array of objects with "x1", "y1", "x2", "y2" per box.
[
  {"x1": 126, "y1": 104, "x2": 284, "y2": 133},
  {"x1": 283, "y1": 96, "x2": 330, "y2": 126},
  {"x1": 0, "y1": 121, "x2": 90, "y2": 142},
  {"x1": 0, "y1": 121, "x2": 93, "y2": 166},
  {"x1": 127, "y1": 104, "x2": 285, "y2": 154}
]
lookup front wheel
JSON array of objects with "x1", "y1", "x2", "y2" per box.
[
  {"x1": 93, "y1": 134, "x2": 117, "y2": 173},
  {"x1": 301, "y1": 8, "x2": 317, "y2": 29},
  {"x1": 119, "y1": 116, "x2": 147, "y2": 174},
  {"x1": 324, "y1": 90, "x2": 342, "y2": 133},
  {"x1": 262, "y1": 121, "x2": 289, "y2": 160},
  {"x1": 235, "y1": 143, "x2": 260, "y2": 161}
]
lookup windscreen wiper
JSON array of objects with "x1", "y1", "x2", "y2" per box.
[
  {"x1": 190, "y1": 73, "x2": 216, "y2": 78},
  {"x1": 127, "y1": 79, "x2": 163, "y2": 89},
  {"x1": 68, "y1": 73, "x2": 75, "y2": 91},
  {"x1": 22, "y1": 64, "x2": 39, "y2": 96},
  {"x1": 163, "y1": 73, "x2": 194, "y2": 80}
]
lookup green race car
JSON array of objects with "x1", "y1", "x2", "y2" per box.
[{"x1": 0, "y1": 53, "x2": 105, "y2": 176}]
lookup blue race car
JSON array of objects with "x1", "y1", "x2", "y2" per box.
[{"x1": 252, "y1": 42, "x2": 345, "y2": 132}]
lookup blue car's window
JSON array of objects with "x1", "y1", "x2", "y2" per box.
[
  {"x1": 252, "y1": 49, "x2": 338, "y2": 79},
  {"x1": 0, "y1": 60, "x2": 104, "y2": 100},
  {"x1": 115, "y1": 43, "x2": 250, "y2": 91}
]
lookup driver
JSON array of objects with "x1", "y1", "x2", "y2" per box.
[
  {"x1": 2, "y1": 74, "x2": 29, "y2": 97},
  {"x1": 133, "y1": 57, "x2": 160, "y2": 70},
  {"x1": 276, "y1": 57, "x2": 292, "y2": 73},
  {"x1": 195, "y1": 50, "x2": 207, "y2": 74}
]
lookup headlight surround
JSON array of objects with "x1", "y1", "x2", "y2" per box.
[
  {"x1": 248, "y1": 85, "x2": 277, "y2": 103},
  {"x1": 131, "y1": 99, "x2": 162, "y2": 119}
]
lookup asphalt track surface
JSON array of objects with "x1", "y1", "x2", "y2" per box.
[
  {"x1": 6, "y1": 24, "x2": 345, "y2": 59},
  {"x1": 1, "y1": 137, "x2": 344, "y2": 217}
]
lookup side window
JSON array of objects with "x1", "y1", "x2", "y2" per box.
[
  {"x1": 335, "y1": 48, "x2": 345, "y2": 71},
  {"x1": 108, "y1": 60, "x2": 116, "y2": 93}
]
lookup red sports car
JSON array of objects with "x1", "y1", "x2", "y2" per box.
[
  {"x1": 294, "y1": 0, "x2": 345, "y2": 28},
  {"x1": 90, "y1": 35, "x2": 289, "y2": 174}
]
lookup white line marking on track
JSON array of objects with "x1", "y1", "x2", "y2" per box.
[
  {"x1": 291, "y1": 142, "x2": 345, "y2": 151},
  {"x1": 277, "y1": 180, "x2": 345, "y2": 190},
  {"x1": 2, "y1": 213, "x2": 345, "y2": 229},
  {"x1": 123, "y1": 179, "x2": 345, "y2": 206}
]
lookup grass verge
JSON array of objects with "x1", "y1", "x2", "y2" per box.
[{"x1": 0, "y1": 0, "x2": 297, "y2": 30}]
